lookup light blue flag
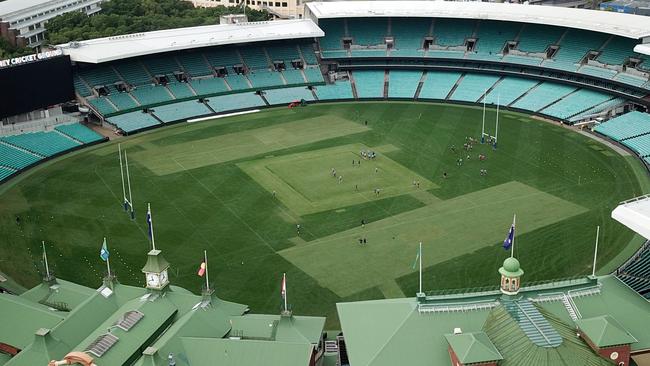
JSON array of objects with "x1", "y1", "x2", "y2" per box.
[{"x1": 100, "y1": 238, "x2": 109, "y2": 261}]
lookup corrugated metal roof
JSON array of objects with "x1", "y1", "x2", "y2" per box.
[
  {"x1": 305, "y1": 1, "x2": 650, "y2": 39},
  {"x1": 576, "y1": 315, "x2": 638, "y2": 347}
]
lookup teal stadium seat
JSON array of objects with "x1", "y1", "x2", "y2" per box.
[
  {"x1": 177, "y1": 52, "x2": 213, "y2": 76},
  {"x1": 74, "y1": 75, "x2": 93, "y2": 97},
  {"x1": 348, "y1": 18, "x2": 387, "y2": 46},
  {"x1": 594, "y1": 111, "x2": 650, "y2": 141},
  {"x1": 266, "y1": 44, "x2": 301, "y2": 63},
  {"x1": 130, "y1": 85, "x2": 174, "y2": 105},
  {"x1": 189, "y1": 78, "x2": 230, "y2": 96},
  {"x1": 315, "y1": 80, "x2": 354, "y2": 100},
  {"x1": 433, "y1": 18, "x2": 475, "y2": 47},
  {"x1": 107, "y1": 93, "x2": 139, "y2": 111},
  {"x1": 468, "y1": 21, "x2": 520, "y2": 61},
  {"x1": 516, "y1": 24, "x2": 565, "y2": 53},
  {"x1": 1, "y1": 131, "x2": 80, "y2": 157},
  {"x1": 300, "y1": 43, "x2": 318, "y2": 65},
  {"x1": 427, "y1": 50, "x2": 466, "y2": 59},
  {"x1": 540, "y1": 89, "x2": 614, "y2": 120},
  {"x1": 621, "y1": 134, "x2": 650, "y2": 156},
  {"x1": 418, "y1": 71, "x2": 462, "y2": 100},
  {"x1": 0, "y1": 166, "x2": 14, "y2": 180},
  {"x1": 247, "y1": 70, "x2": 284, "y2": 88},
  {"x1": 239, "y1": 47, "x2": 270, "y2": 70},
  {"x1": 579, "y1": 65, "x2": 617, "y2": 80},
  {"x1": 597, "y1": 37, "x2": 639, "y2": 65},
  {"x1": 206, "y1": 92, "x2": 265, "y2": 113},
  {"x1": 143, "y1": 55, "x2": 181, "y2": 76},
  {"x1": 225, "y1": 74, "x2": 251, "y2": 91},
  {"x1": 353, "y1": 70, "x2": 385, "y2": 98},
  {"x1": 568, "y1": 97, "x2": 626, "y2": 123},
  {"x1": 483, "y1": 77, "x2": 539, "y2": 106},
  {"x1": 0, "y1": 143, "x2": 41, "y2": 169},
  {"x1": 388, "y1": 70, "x2": 422, "y2": 98},
  {"x1": 78, "y1": 66, "x2": 121, "y2": 88},
  {"x1": 203, "y1": 47, "x2": 243, "y2": 72},
  {"x1": 502, "y1": 55, "x2": 543, "y2": 66},
  {"x1": 350, "y1": 49, "x2": 387, "y2": 57},
  {"x1": 152, "y1": 100, "x2": 212, "y2": 123},
  {"x1": 450, "y1": 74, "x2": 500, "y2": 102},
  {"x1": 319, "y1": 19, "x2": 346, "y2": 52},
  {"x1": 107, "y1": 111, "x2": 161, "y2": 133},
  {"x1": 264, "y1": 87, "x2": 314, "y2": 105},
  {"x1": 546, "y1": 30, "x2": 608, "y2": 71},
  {"x1": 511, "y1": 82, "x2": 577, "y2": 112},
  {"x1": 390, "y1": 18, "x2": 429, "y2": 57},
  {"x1": 89, "y1": 98, "x2": 118, "y2": 116},
  {"x1": 113, "y1": 61, "x2": 152, "y2": 85},
  {"x1": 166, "y1": 82, "x2": 196, "y2": 99},
  {"x1": 282, "y1": 69, "x2": 307, "y2": 85},
  {"x1": 55, "y1": 124, "x2": 104, "y2": 144},
  {"x1": 614, "y1": 73, "x2": 647, "y2": 87}
]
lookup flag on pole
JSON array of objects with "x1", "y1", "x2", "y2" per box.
[
  {"x1": 100, "y1": 238, "x2": 110, "y2": 261},
  {"x1": 503, "y1": 224, "x2": 514, "y2": 250},
  {"x1": 281, "y1": 273, "x2": 287, "y2": 300},
  {"x1": 197, "y1": 261, "x2": 206, "y2": 277},
  {"x1": 146, "y1": 205, "x2": 153, "y2": 241},
  {"x1": 412, "y1": 245, "x2": 421, "y2": 270}
]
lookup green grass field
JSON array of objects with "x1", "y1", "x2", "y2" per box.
[{"x1": 0, "y1": 102, "x2": 646, "y2": 327}]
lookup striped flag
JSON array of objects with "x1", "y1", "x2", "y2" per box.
[
  {"x1": 100, "y1": 238, "x2": 109, "y2": 261},
  {"x1": 412, "y1": 245, "x2": 421, "y2": 270},
  {"x1": 197, "y1": 261, "x2": 206, "y2": 277}
]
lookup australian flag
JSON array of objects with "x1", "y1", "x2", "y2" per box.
[{"x1": 503, "y1": 224, "x2": 514, "y2": 250}]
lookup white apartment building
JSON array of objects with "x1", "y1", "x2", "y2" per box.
[
  {"x1": 0, "y1": 0, "x2": 103, "y2": 48},
  {"x1": 188, "y1": 0, "x2": 304, "y2": 19}
]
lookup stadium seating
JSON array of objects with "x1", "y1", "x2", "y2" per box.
[
  {"x1": 511, "y1": 82, "x2": 577, "y2": 112},
  {"x1": 468, "y1": 21, "x2": 520, "y2": 61},
  {"x1": 239, "y1": 47, "x2": 271, "y2": 70},
  {"x1": 225, "y1": 74, "x2": 252, "y2": 90},
  {"x1": 206, "y1": 92, "x2": 265, "y2": 113},
  {"x1": 74, "y1": 75, "x2": 93, "y2": 97},
  {"x1": 1, "y1": 131, "x2": 80, "y2": 157},
  {"x1": 264, "y1": 87, "x2": 315, "y2": 105},
  {"x1": 89, "y1": 97, "x2": 118, "y2": 115},
  {"x1": 319, "y1": 19, "x2": 346, "y2": 53},
  {"x1": 387, "y1": 70, "x2": 422, "y2": 98},
  {"x1": 450, "y1": 74, "x2": 500, "y2": 102},
  {"x1": 568, "y1": 97, "x2": 626, "y2": 123},
  {"x1": 433, "y1": 18, "x2": 475, "y2": 47},
  {"x1": 177, "y1": 52, "x2": 213, "y2": 76},
  {"x1": 0, "y1": 166, "x2": 15, "y2": 180},
  {"x1": 54, "y1": 124, "x2": 104, "y2": 144},
  {"x1": 614, "y1": 73, "x2": 647, "y2": 87},
  {"x1": 594, "y1": 111, "x2": 650, "y2": 141},
  {"x1": 502, "y1": 55, "x2": 543, "y2": 66},
  {"x1": 579, "y1": 65, "x2": 617, "y2": 80},
  {"x1": 113, "y1": 61, "x2": 152, "y2": 85},
  {"x1": 78, "y1": 66, "x2": 121, "y2": 88},
  {"x1": 350, "y1": 49, "x2": 388, "y2": 57},
  {"x1": 107, "y1": 93, "x2": 139, "y2": 111},
  {"x1": 247, "y1": 70, "x2": 285, "y2": 88},
  {"x1": 516, "y1": 24, "x2": 565, "y2": 53},
  {"x1": 152, "y1": 100, "x2": 213, "y2": 123},
  {"x1": 266, "y1": 44, "x2": 301, "y2": 63},
  {"x1": 348, "y1": 18, "x2": 387, "y2": 46},
  {"x1": 203, "y1": 47, "x2": 243, "y2": 71},
  {"x1": 390, "y1": 18, "x2": 429, "y2": 57},
  {"x1": 622, "y1": 134, "x2": 650, "y2": 156},
  {"x1": 107, "y1": 111, "x2": 161, "y2": 133},
  {"x1": 282, "y1": 69, "x2": 307, "y2": 85},
  {"x1": 353, "y1": 70, "x2": 385, "y2": 98},
  {"x1": 0, "y1": 143, "x2": 41, "y2": 169},
  {"x1": 189, "y1": 78, "x2": 230, "y2": 95},
  {"x1": 130, "y1": 85, "x2": 174, "y2": 105},
  {"x1": 143, "y1": 55, "x2": 182, "y2": 76},
  {"x1": 618, "y1": 245, "x2": 650, "y2": 298},
  {"x1": 597, "y1": 37, "x2": 639, "y2": 65},
  {"x1": 483, "y1": 77, "x2": 539, "y2": 105},
  {"x1": 426, "y1": 50, "x2": 466, "y2": 59},
  {"x1": 540, "y1": 89, "x2": 614, "y2": 120},
  {"x1": 300, "y1": 43, "x2": 319, "y2": 65},
  {"x1": 315, "y1": 80, "x2": 354, "y2": 100},
  {"x1": 547, "y1": 29, "x2": 608, "y2": 71},
  {"x1": 418, "y1": 71, "x2": 462, "y2": 100},
  {"x1": 166, "y1": 82, "x2": 196, "y2": 99}
]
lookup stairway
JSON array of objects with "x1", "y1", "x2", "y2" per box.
[{"x1": 561, "y1": 294, "x2": 580, "y2": 321}]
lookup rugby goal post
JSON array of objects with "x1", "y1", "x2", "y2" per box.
[
  {"x1": 481, "y1": 93, "x2": 499, "y2": 149},
  {"x1": 118, "y1": 144, "x2": 135, "y2": 220}
]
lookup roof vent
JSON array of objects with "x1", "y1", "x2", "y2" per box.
[{"x1": 454, "y1": 328, "x2": 462, "y2": 335}]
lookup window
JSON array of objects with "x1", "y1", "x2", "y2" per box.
[
  {"x1": 282, "y1": 2, "x2": 287, "y2": 6},
  {"x1": 275, "y1": 2, "x2": 280, "y2": 6}
]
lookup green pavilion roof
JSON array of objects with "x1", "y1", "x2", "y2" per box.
[
  {"x1": 444, "y1": 332, "x2": 502, "y2": 364},
  {"x1": 575, "y1": 315, "x2": 638, "y2": 348}
]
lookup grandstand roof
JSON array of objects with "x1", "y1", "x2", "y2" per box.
[
  {"x1": 304, "y1": 1, "x2": 650, "y2": 40},
  {"x1": 612, "y1": 194, "x2": 650, "y2": 240},
  {"x1": 0, "y1": 0, "x2": 55, "y2": 17},
  {"x1": 57, "y1": 20, "x2": 324, "y2": 64}
]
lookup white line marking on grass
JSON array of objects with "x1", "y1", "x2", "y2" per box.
[{"x1": 187, "y1": 110, "x2": 261, "y2": 123}]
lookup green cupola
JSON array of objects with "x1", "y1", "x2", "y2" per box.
[{"x1": 499, "y1": 257, "x2": 523, "y2": 295}]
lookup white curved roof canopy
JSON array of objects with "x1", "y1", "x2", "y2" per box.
[
  {"x1": 305, "y1": 1, "x2": 650, "y2": 40},
  {"x1": 58, "y1": 19, "x2": 324, "y2": 64},
  {"x1": 612, "y1": 195, "x2": 650, "y2": 240}
]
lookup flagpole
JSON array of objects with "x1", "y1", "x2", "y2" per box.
[
  {"x1": 204, "y1": 250, "x2": 210, "y2": 292},
  {"x1": 42, "y1": 241, "x2": 50, "y2": 278},
  {"x1": 118, "y1": 144, "x2": 127, "y2": 210},
  {"x1": 148, "y1": 203, "x2": 156, "y2": 251},
  {"x1": 592, "y1": 226, "x2": 600, "y2": 277},
  {"x1": 511, "y1": 214, "x2": 516, "y2": 258},
  {"x1": 418, "y1": 242, "x2": 423, "y2": 294},
  {"x1": 481, "y1": 94, "x2": 486, "y2": 143},
  {"x1": 283, "y1": 272, "x2": 288, "y2": 312},
  {"x1": 105, "y1": 237, "x2": 111, "y2": 277},
  {"x1": 495, "y1": 95, "x2": 500, "y2": 146},
  {"x1": 125, "y1": 150, "x2": 134, "y2": 219}
]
